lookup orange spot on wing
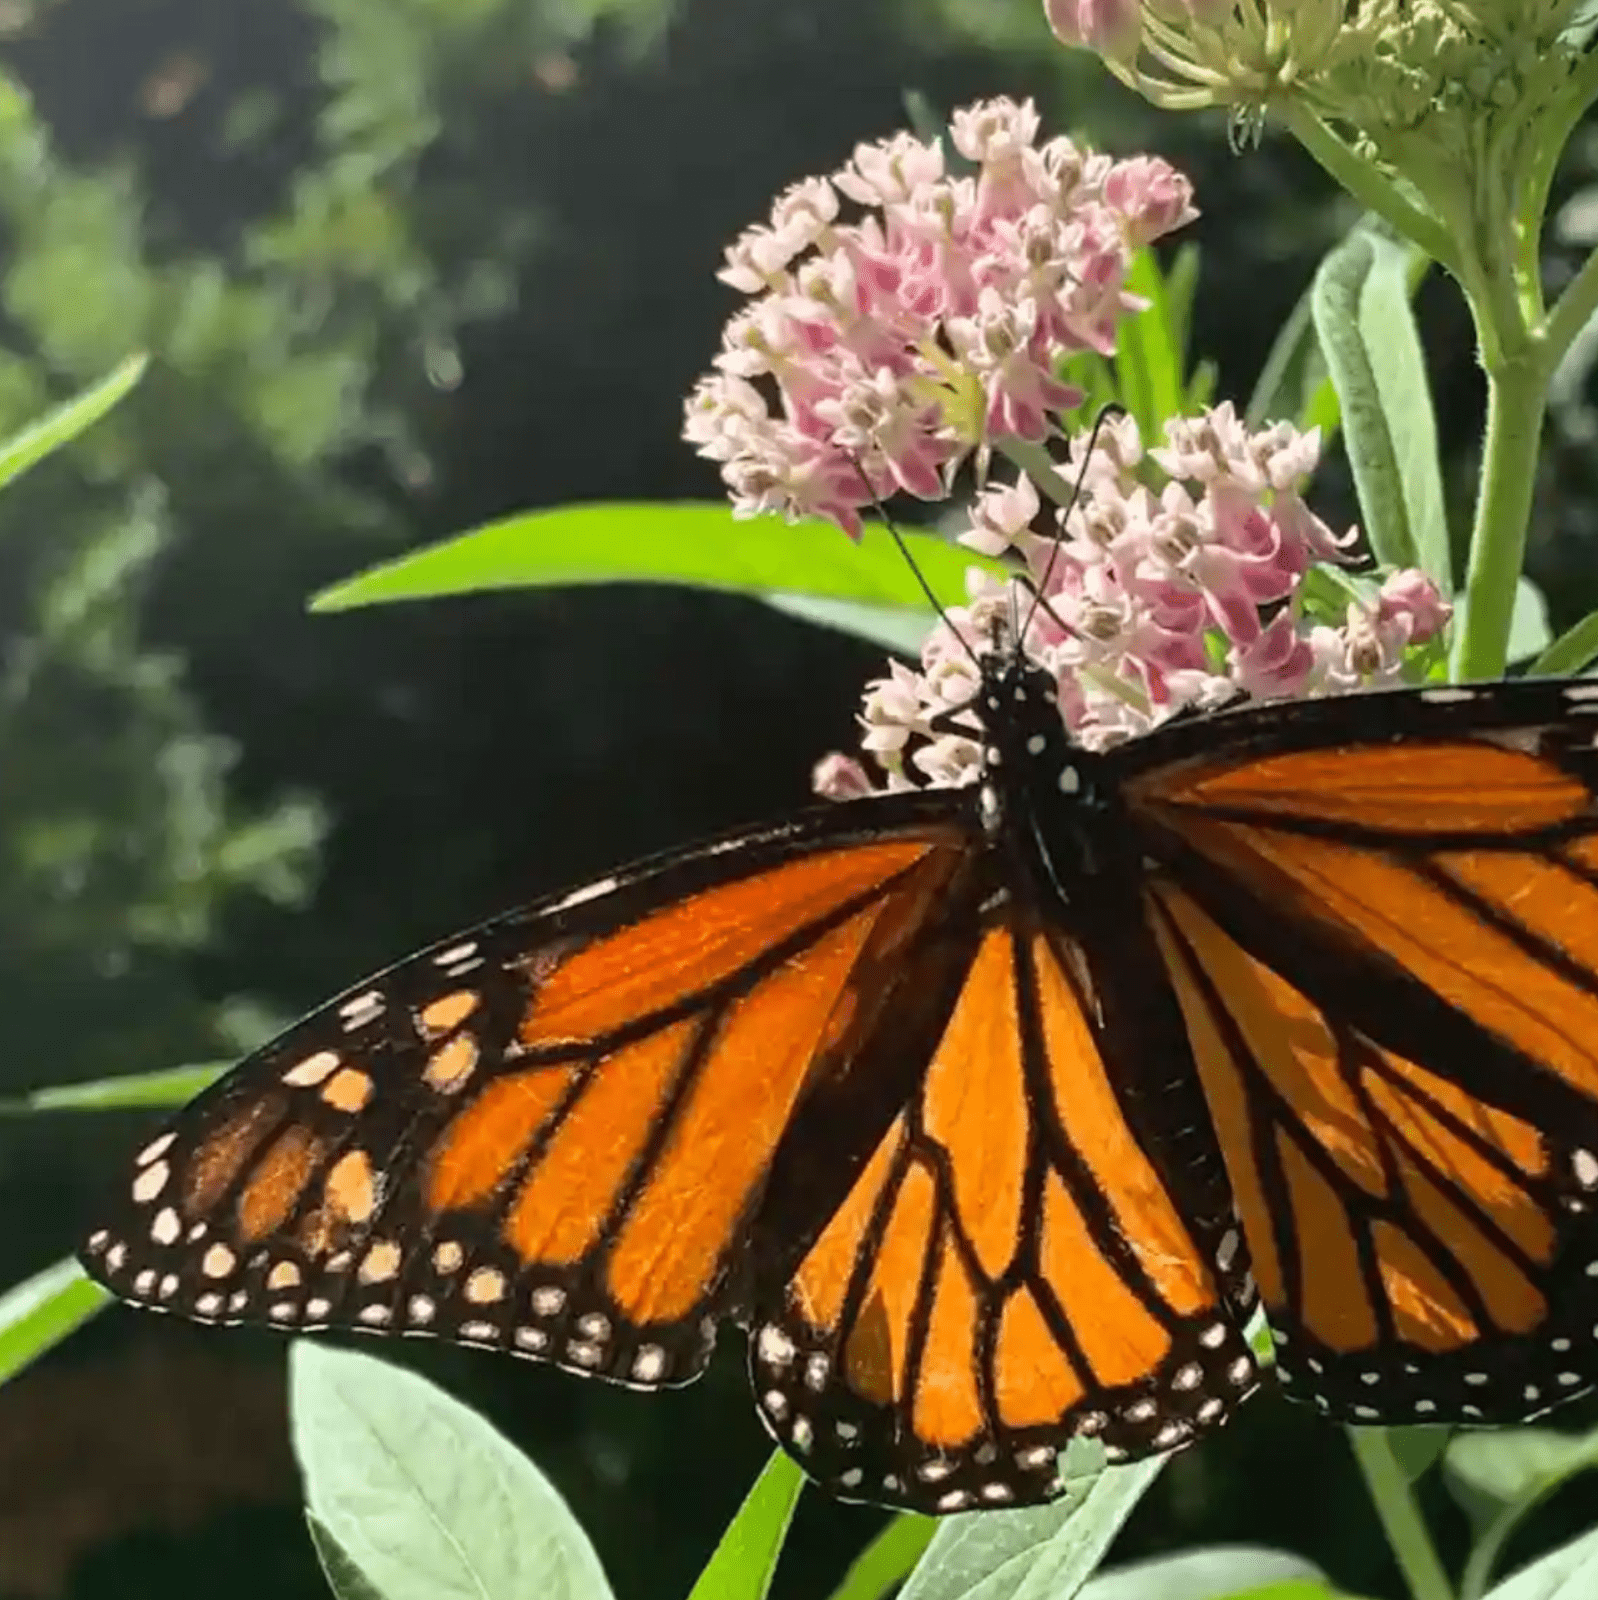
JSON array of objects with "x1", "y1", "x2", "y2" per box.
[
  {"x1": 1034, "y1": 931, "x2": 1215, "y2": 1315},
  {"x1": 1370, "y1": 1220, "x2": 1479, "y2": 1351},
  {"x1": 426, "y1": 1068, "x2": 578, "y2": 1212},
  {"x1": 522, "y1": 840, "x2": 937, "y2": 1047},
  {"x1": 920, "y1": 928, "x2": 1026, "y2": 1281},
  {"x1": 1398, "y1": 1158, "x2": 1546, "y2": 1336},
  {"x1": 504, "y1": 1020, "x2": 694, "y2": 1266},
  {"x1": 607, "y1": 908, "x2": 884, "y2": 1323},
  {"x1": 792, "y1": 1116, "x2": 904, "y2": 1332},
  {"x1": 185, "y1": 1098, "x2": 285, "y2": 1215},
  {"x1": 1276, "y1": 1135, "x2": 1378, "y2": 1353},
  {"x1": 419, "y1": 989, "x2": 479, "y2": 1037},
  {"x1": 843, "y1": 1162, "x2": 936, "y2": 1405},
  {"x1": 236, "y1": 1126, "x2": 323, "y2": 1243},
  {"x1": 994, "y1": 1287, "x2": 1085, "y2": 1426},
  {"x1": 1040, "y1": 1171, "x2": 1171, "y2": 1387},
  {"x1": 912, "y1": 1240, "x2": 983, "y2": 1448},
  {"x1": 1133, "y1": 742, "x2": 1588, "y2": 833}
]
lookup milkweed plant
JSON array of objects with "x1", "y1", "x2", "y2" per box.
[{"x1": 8, "y1": 5, "x2": 1598, "y2": 1600}]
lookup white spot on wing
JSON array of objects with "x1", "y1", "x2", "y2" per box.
[{"x1": 551, "y1": 876, "x2": 619, "y2": 912}]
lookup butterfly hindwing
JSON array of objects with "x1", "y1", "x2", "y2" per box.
[
  {"x1": 1125, "y1": 679, "x2": 1598, "y2": 1423},
  {"x1": 83, "y1": 801, "x2": 975, "y2": 1390},
  {"x1": 748, "y1": 910, "x2": 1260, "y2": 1513}
]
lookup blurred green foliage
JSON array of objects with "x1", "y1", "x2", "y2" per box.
[{"x1": 2, "y1": 2, "x2": 1595, "y2": 1600}]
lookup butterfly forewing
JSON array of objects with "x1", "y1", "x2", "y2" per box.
[{"x1": 83, "y1": 805, "x2": 974, "y2": 1389}]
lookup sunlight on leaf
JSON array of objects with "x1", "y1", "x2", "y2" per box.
[
  {"x1": 0, "y1": 351, "x2": 147, "y2": 493},
  {"x1": 0, "y1": 1062, "x2": 223, "y2": 1115},
  {"x1": 685, "y1": 1450, "x2": 805, "y2": 1600},
  {"x1": 900, "y1": 1452, "x2": 1165, "y2": 1600},
  {"x1": 310, "y1": 502, "x2": 995, "y2": 627},
  {"x1": 292, "y1": 1343, "x2": 614, "y2": 1600},
  {"x1": 0, "y1": 1258, "x2": 109, "y2": 1387},
  {"x1": 1527, "y1": 608, "x2": 1598, "y2": 677}
]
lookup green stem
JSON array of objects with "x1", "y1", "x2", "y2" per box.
[
  {"x1": 1282, "y1": 105, "x2": 1457, "y2": 271},
  {"x1": 1449, "y1": 344, "x2": 1547, "y2": 680},
  {"x1": 999, "y1": 436, "x2": 1084, "y2": 509},
  {"x1": 1347, "y1": 1428, "x2": 1455, "y2": 1600},
  {"x1": 1544, "y1": 243, "x2": 1598, "y2": 374}
]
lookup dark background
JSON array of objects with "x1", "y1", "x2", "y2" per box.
[{"x1": 0, "y1": 1, "x2": 1596, "y2": 1596}]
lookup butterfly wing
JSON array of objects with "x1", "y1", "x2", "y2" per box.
[
  {"x1": 746, "y1": 885, "x2": 1261, "y2": 1513},
  {"x1": 1121, "y1": 679, "x2": 1598, "y2": 1425},
  {"x1": 81, "y1": 796, "x2": 980, "y2": 1390}
]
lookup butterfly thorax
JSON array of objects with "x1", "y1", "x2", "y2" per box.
[{"x1": 974, "y1": 654, "x2": 1118, "y2": 897}]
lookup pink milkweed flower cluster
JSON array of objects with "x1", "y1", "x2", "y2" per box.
[
  {"x1": 683, "y1": 97, "x2": 1197, "y2": 537},
  {"x1": 816, "y1": 406, "x2": 1452, "y2": 797}
]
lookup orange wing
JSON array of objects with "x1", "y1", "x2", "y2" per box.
[
  {"x1": 82, "y1": 805, "x2": 975, "y2": 1391},
  {"x1": 748, "y1": 914, "x2": 1259, "y2": 1513},
  {"x1": 1125, "y1": 698, "x2": 1598, "y2": 1425}
]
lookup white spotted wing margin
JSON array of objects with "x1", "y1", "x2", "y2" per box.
[{"x1": 78, "y1": 790, "x2": 982, "y2": 1389}]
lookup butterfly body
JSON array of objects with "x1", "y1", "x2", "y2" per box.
[{"x1": 82, "y1": 670, "x2": 1598, "y2": 1512}]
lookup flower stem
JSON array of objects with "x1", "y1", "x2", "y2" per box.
[
  {"x1": 1281, "y1": 105, "x2": 1456, "y2": 271},
  {"x1": 1449, "y1": 345, "x2": 1547, "y2": 680},
  {"x1": 1544, "y1": 244, "x2": 1598, "y2": 374},
  {"x1": 1347, "y1": 1428, "x2": 1455, "y2": 1600}
]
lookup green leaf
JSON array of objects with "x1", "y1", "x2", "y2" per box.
[
  {"x1": 310, "y1": 503, "x2": 994, "y2": 634},
  {"x1": 1447, "y1": 1426, "x2": 1598, "y2": 1600},
  {"x1": 1116, "y1": 247, "x2": 1187, "y2": 439},
  {"x1": 1382, "y1": 1426, "x2": 1452, "y2": 1485},
  {"x1": 307, "y1": 1513, "x2": 388, "y2": 1600},
  {"x1": 0, "y1": 1258, "x2": 110, "y2": 1386},
  {"x1": 0, "y1": 351, "x2": 147, "y2": 493},
  {"x1": 1445, "y1": 1429, "x2": 1598, "y2": 1532},
  {"x1": 1078, "y1": 1546, "x2": 1337, "y2": 1600},
  {"x1": 1527, "y1": 609, "x2": 1598, "y2": 677},
  {"x1": 761, "y1": 594, "x2": 930, "y2": 655},
  {"x1": 827, "y1": 1515, "x2": 937, "y2": 1600},
  {"x1": 291, "y1": 1343, "x2": 614, "y2": 1600},
  {"x1": 0, "y1": 1062, "x2": 223, "y2": 1115},
  {"x1": 685, "y1": 1450, "x2": 805, "y2": 1600},
  {"x1": 1312, "y1": 224, "x2": 1448, "y2": 591},
  {"x1": 1247, "y1": 281, "x2": 1337, "y2": 441},
  {"x1": 899, "y1": 1453, "x2": 1166, "y2": 1600},
  {"x1": 1508, "y1": 578, "x2": 1552, "y2": 664},
  {"x1": 1482, "y1": 1525, "x2": 1598, "y2": 1600}
]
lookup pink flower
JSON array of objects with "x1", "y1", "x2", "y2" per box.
[
  {"x1": 1043, "y1": 0, "x2": 1141, "y2": 62},
  {"x1": 1377, "y1": 567, "x2": 1453, "y2": 643},
  {"x1": 1103, "y1": 156, "x2": 1197, "y2": 247},
  {"x1": 685, "y1": 96, "x2": 1197, "y2": 536},
  {"x1": 1230, "y1": 609, "x2": 1316, "y2": 698},
  {"x1": 810, "y1": 407, "x2": 1452, "y2": 792}
]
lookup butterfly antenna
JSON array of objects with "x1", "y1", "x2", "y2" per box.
[
  {"x1": 1019, "y1": 402, "x2": 1128, "y2": 645},
  {"x1": 849, "y1": 459, "x2": 986, "y2": 674}
]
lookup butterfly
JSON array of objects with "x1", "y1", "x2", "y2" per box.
[{"x1": 79, "y1": 652, "x2": 1598, "y2": 1515}]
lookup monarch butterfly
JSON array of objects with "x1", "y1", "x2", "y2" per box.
[{"x1": 79, "y1": 651, "x2": 1598, "y2": 1514}]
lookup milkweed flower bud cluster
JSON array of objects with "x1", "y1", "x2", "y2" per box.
[
  {"x1": 683, "y1": 98, "x2": 1195, "y2": 536},
  {"x1": 816, "y1": 407, "x2": 1451, "y2": 796},
  {"x1": 1042, "y1": 1, "x2": 1589, "y2": 230}
]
